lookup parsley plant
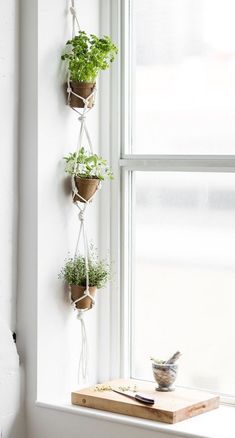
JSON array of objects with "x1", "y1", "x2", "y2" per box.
[{"x1": 61, "y1": 31, "x2": 118, "y2": 82}]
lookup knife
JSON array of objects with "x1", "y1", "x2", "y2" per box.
[{"x1": 111, "y1": 389, "x2": 155, "y2": 405}]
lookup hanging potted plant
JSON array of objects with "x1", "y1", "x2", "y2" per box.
[
  {"x1": 61, "y1": 31, "x2": 118, "y2": 108},
  {"x1": 64, "y1": 147, "x2": 113, "y2": 202},
  {"x1": 59, "y1": 246, "x2": 111, "y2": 310}
]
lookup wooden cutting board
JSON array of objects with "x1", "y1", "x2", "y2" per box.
[{"x1": 72, "y1": 379, "x2": 220, "y2": 424}]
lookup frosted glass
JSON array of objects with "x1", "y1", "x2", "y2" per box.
[
  {"x1": 132, "y1": 172, "x2": 235, "y2": 397},
  {"x1": 132, "y1": 0, "x2": 235, "y2": 154}
]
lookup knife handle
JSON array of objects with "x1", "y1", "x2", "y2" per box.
[{"x1": 135, "y1": 394, "x2": 155, "y2": 405}]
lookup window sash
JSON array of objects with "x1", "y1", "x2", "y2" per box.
[{"x1": 102, "y1": 0, "x2": 235, "y2": 405}]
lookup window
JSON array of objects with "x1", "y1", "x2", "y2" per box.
[
  {"x1": 114, "y1": 0, "x2": 235, "y2": 403},
  {"x1": 132, "y1": 171, "x2": 235, "y2": 397},
  {"x1": 132, "y1": 0, "x2": 235, "y2": 155}
]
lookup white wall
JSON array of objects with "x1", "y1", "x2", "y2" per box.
[
  {"x1": 18, "y1": 0, "x2": 38, "y2": 434},
  {"x1": 0, "y1": 2, "x2": 25, "y2": 437},
  {"x1": 37, "y1": 0, "x2": 100, "y2": 402},
  {"x1": 0, "y1": 0, "x2": 18, "y2": 332},
  {"x1": 18, "y1": 0, "x2": 100, "y2": 436}
]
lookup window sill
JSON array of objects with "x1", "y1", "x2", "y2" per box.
[{"x1": 36, "y1": 399, "x2": 234, "y2": 438}]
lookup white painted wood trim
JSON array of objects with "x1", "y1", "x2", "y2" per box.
[
  {"x1": 36, "y1": 400, "x2": 235, "y2": 438},
  {"x1": 120, "y1": 156, "x2": 235, "y2": 172}
]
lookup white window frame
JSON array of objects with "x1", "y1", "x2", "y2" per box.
[{"x1": 99, "y1": 0, "x2": 235, "y2": 405}]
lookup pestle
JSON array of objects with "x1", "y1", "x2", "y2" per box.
[{"x1": 165, "y1": 351, "x2": 181, "y2": 365}]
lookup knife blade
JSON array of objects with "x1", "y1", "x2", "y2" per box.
[{"x1": 111, "y1": 389, "x2": 155, "y2": 405}]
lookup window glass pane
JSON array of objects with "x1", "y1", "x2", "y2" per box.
[
  {"x1": 132, "y1": 171, "x2": 235, "y2": 397},
  {"x1": 132, "y1": 0, "x2": 235, "y2": 154}
]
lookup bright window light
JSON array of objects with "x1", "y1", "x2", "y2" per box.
[{"x1": 133, "y1": 0, "x2": 235, "y2": 154}]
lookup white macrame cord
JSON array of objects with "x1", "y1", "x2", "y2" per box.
[
  {"x1": 66, "y1": 1, "x2": 99, "y2": 383},
  {"x1": 70, "y1": 0, "x2": 81, "y2": 37},
  {"x1": 71, "y1": 205, "x2": 95, "y2": 383},
  {"x1": 76, "y1": 311, "x2": 88, "y2": 380}
]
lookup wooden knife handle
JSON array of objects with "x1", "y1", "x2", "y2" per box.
[{"x1": 135, "y1": 394, "x2": 155, "y2": 405}]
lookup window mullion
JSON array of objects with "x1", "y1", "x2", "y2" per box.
[{"x1": 120, "y1": 156, "x2": 235, "y2": 173}]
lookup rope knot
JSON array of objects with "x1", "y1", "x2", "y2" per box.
[
  {"x1": 77, "y1": 310, "x2": 85, "y2": 321},
  {"x1": 78, "y1": 210, "x2": 85, "y2": 222},
  {"x1": 70, "y1": 6, "x2": 77, "y2": 17},
  {"x1": 78, "y1": 115, "x2": 86, "y2": 122}
]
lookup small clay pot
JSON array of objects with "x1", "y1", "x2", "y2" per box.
[
  {"x1": 70, "y1": 285, "x2": 97, "y2": 310},
  {"x1": 73, "y1": 176, "x2": 99, "y2": 203},
  {"x1": 69, "y1": 82, "x2": 96, "y2": 108}
]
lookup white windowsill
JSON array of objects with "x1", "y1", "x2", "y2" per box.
[{"x1": 36, "y1": 399, "x2": 235, "y2": 438}]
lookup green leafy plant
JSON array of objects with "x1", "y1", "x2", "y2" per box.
[
  {"x1": 59, "y1": 245, "x2": 111, "y2": 288},
  {"x1": 61, "y1": 31, "x2": 118, "y2": 82},
  {"x1": 64, "y1": 147, "x2": 113, "y2": 181}
]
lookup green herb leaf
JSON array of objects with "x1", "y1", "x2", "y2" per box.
[
  {"x1": 61, "y1": 30, "x2": 118, "y2": 82},
  {"x1": 59, "y1": 244, "x2": 111, "y2": 289},
  {"x1": 63, "y1": 147, "x2": 114, "y2": 181}
]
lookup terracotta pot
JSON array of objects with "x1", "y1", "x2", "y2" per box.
[
  {"x1": 73, "y1": 176, "x2": 99, "y2": 203},
  {"x1": 69, "y1": 82, "x2": 96, "y2": 108},
  {"x1": 70, "y1": 285, "x2": 97, "y2": 310}
]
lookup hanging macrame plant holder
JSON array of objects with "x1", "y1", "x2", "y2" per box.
[
  {"x1": 68, "y1": 74, "x2": 100, "y2": 203},
  {"x1": 70, "y1": 105, "x2": 101, "y2": 203},
  {"x1": 71, "y1": 205, "x2": 96, "y2": 382},
  {"x1": 64, "y1": 1, "x2": 100, "y2": 383},
  {"x1": 66, "y1": 2, "x2": 97, "y2": 110},
  {"x1": 72, "y1": 206, "x2": 96, "y2": 311}
]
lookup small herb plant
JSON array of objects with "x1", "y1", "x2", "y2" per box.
[
  {"x1": 94, "y1": 384, "x2": 138, "y2": 392},
  {"x1": 64, "y1": 147, "x2": 113, "y2": 181},
  {"x1": 61, "y1": 31, "x2": 118, "y2": 83},
  {"x1": 59, "y1": 245, "x2": 111, "y2": 288}
]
